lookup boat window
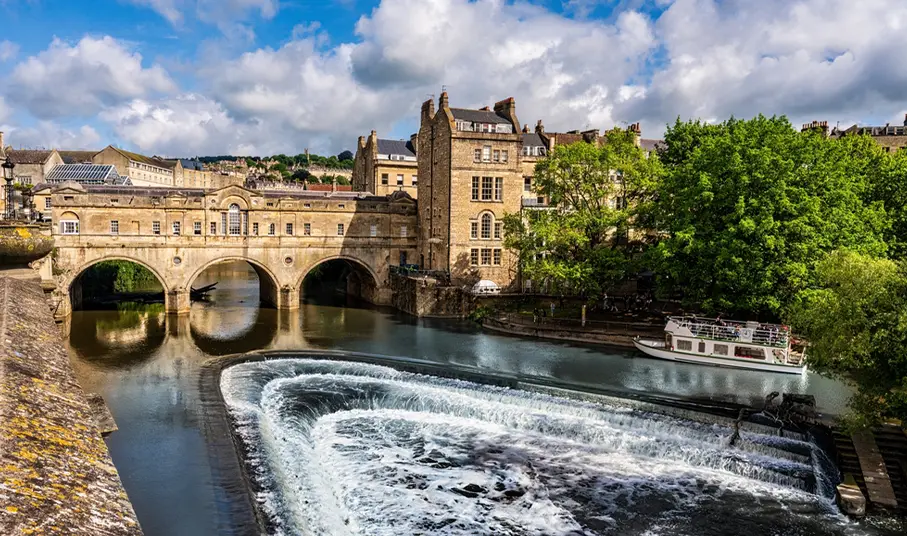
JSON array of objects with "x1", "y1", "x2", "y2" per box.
[
  {"x1": 734, "y1": 346, "x2": 765, "y2": 360},
  {"x1": 698, "y1": 341, "x2": 706, "y2": 353},
  {"x1": 714, "y1": 344, "x2": 729, "y2": 356},
  {"x1": 677, "y1": 340, "x2": 692, "y2": 351}
]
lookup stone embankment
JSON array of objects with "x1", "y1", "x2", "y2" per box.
[
  {"x1": 483, "y1": 313, "x2": 663, "y2": 348},
  {"x1": 0, "y1": 277, "x2": 142, "y2": 535}
]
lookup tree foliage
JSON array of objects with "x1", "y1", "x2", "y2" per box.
[
  {"x1": 791, "y1": 250, "x2": 907, "y2": 427},
  {"x1": 650, "y1": 116, "x2": 888, "y2": 319},
  {"x1": 503, "y1": 129, "x2": 662, "y2": 298}
]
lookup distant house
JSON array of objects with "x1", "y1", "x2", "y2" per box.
[
  {"x1": 93, "y1": 146, "x2": 182, "y2": 187},
  {"x1": 352, "y1": 131, "x2": 419, "y2": 197}
]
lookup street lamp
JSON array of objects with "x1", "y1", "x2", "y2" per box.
[{"x1": 2, "y1": 160, "x2": 15, "y2": 220}]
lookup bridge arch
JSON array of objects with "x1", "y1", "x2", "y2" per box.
[
  {"x1": 298, "y1": 255, "x2": 383, "y2": 304},
  {"x1": 186, "y1": 256, "x2": 282, "y2": 309},
  {"x1": 64, "y1": 256, "x2": 170, "y2": 316}
]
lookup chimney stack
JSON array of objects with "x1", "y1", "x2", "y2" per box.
[
  {"x1": 903, "y1": 113, "x2": 907, "y2": 127},
  {"x1": 410, "y1": 132, "x2": 418, "y2": 156},
  {"x1": 493, "y1": 97, "x2": 519, "y2": 132},
  {"x1": 439, "y1": 91, "x2": 449, "y2": 110},
  {"x1": 420, "y1": 98, "x2": 435, "y2": 124},
  {"x1": 522, "y1": 124, "x2": 529, "y2": 134},
  {"x1": 535, "y1": 119, "x2": 544, "y2": 134}
]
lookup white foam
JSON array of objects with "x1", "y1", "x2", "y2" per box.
[{"x1": 221, "y1": 359, "x2": 851, "y2": 536}]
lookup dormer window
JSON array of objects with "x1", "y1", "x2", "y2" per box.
[{"x1": 522, "y1": 146, "x2": 531, "y2": 156}]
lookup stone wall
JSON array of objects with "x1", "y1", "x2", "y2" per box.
[
  {"x1": 0, "y1": 277, "x2": 142, "y2": 535},
  {"x1": 389, "y1": 272, "x2": 473, "y2": 317},
  {"x1": 482, "y1": 314, "x2": 663, "y2": 348}
]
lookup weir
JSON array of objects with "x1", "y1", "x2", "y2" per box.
[{"x1": 205, "y1": 351, "x2": 850, "y2": 536}]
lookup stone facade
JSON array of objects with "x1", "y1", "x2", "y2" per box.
[
  {"x1": 417, "y1": 93, "x2": 523, "y2": 290},
  {"x1": 0, "y1": 277, "x2": 142, "y2": 535},
  {"x1": 93, "y1": 146, "x2": 180, "y2": 187},
  {"x1": 353, "y1": 131, "x2": 419, "y2": 198},
  {"x1": 49, "y1": 184, "x2": 418, "y2": 317},
  {"x1": 806, "y1": 116, "x2": 907, "y2": 152}
]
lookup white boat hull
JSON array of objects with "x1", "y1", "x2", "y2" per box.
[{"x1": 633, "y1": 338, "x2": 807, "y2": 375}]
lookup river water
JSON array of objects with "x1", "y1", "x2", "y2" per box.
[{"x1": 63, "y1": 262, "x2": 894, "y2": 535}]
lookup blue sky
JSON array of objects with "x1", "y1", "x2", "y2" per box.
[{"x1": 0, "y1": 0, "x2": 904, "y2": 157}]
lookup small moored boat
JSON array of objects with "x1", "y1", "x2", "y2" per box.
[{"x1": 633, "y1": 316, "x2": 807, "y2": 375}]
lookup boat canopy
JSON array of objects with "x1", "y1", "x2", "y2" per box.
[{"x1": 667, "y1": 316, "x2": 790, "y2": 348}]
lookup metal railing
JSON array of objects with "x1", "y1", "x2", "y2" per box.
[
  {"x1": 494, "y1": 312, "x2": 663, "y2": 334},
  {"x1": 669, "y1": 316, "x2": 790, "y2": 348},
  {"x1": 390, "y1": 264, "x2": 451, "y2": 283}
]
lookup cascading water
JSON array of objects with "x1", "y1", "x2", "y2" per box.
[{"x1": 221, "y1": 358, "x2": 869, "y2": 536}]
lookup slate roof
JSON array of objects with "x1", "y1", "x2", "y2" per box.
[
  {"x1": 179, "y1": 159, "x2": 206, "y2": 171},
  {"x1": 6, "y1": 149, "x2": 55, "y2": 165},
  {"x1": 376, "y1": 139, "x2": 416, "y2": 157},
  {"x1": 58, "y1": 150, "x2": 98, "y2": 164},
  {"x1": 109, "y1": 146, "x2": 178, "y2": 169},
  {"x1": 450, "y1": 108, "x2": 512, "y2": 125},
  {"x1": 522, "y1": 132, "x2": 545, "y2": 148}
]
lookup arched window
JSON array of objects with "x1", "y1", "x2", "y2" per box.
[
  {"x1": 228, "y1": 203, "x2": 241, "y2": 235},
  {"x1": 481, "y1": 213, "x2": 493, "y2": 239}
]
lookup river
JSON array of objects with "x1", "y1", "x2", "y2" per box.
[{"x1": 63, "y1": 261, "x2": 890, "y2": 535}]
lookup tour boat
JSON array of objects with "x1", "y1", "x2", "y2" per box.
[{"x1": 633, "y1": 316, "x2": 807, "y2": 375}]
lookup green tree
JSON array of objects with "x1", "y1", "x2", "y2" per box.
[
  {"x1": 870, "y1": 148, "x2": 907, "y2": 260},
  {"x1": 503, "y1": 129, "x2": 662, "y2": 298},
  {"x1": 650, "y1": 116, "x2": 888, "y2": 319},
  {"x1": 338, "y1": 150, "x2": 354, "y2": 161},
  {"x1": 791, "y1": 250, "x2": 907, "y2": 427}
]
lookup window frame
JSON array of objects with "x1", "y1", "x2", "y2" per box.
[
  {"x1": 172, "y1": 221, "x2": 181, "y2": 236},
  {"x1": 470, "y1": 248, "x2": 479, "y2": 266},
  {"x1": 481, "y1": 176, "x2": 493, "y2": 200},
  {"x1": 304, "y1": 223, "x2": 312, "y2": 236},
  {"x1": 337, "y1": 223, "x2": 344, "y2": 236},
  {"x1": 193, "y1": 221, "x2": 202, "y2": 235},
  {"x1": 60, "y1": 220, "x2": 79, "y2": 235},
  {"x1": 110, "y1": 220, "x2": 119, "y2": 235},
  {"x1": 286, "y1": 223, "x2": 294, "y2": 236},
  {"x1": 481, "y1": 213, "x2": 492, "y2": 239}
]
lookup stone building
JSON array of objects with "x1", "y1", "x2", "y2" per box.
[
  {"x1": 352, "y1": 130, "x2": 419, "y2": 197},
  {"x1": 416, "y1": 93, "x2": 524, "y2": 290},
  {"x1": 804, "y1": 116, "x2": 907, "y2": 152},
  {"x1": 49, "y1": 183, "x2": 419, "y2": 313},
  {"x1": 5, "y1": 149, "x2": 64, "y2": 186},
  {"x1": 93, "y1": 146, "x2": 181, "y2": 187}
]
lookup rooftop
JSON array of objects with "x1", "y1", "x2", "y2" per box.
[
  {"x1": 6, "y1": 149, "x2": 55, "y2": 165},
  {"x1": 450, "y1": 108, "x2": 512, "y2": 125},
  {"x1": 109, "y1": 146, "x2": 178, "y2": 169},
  {"x1": 522, "y1": 132, "x2": 545, "y2": 147},
  {"x1": 57, "y1": 150, "x2": 98, "y2": 164},
  {"x1": 376, "y1": 139, "x2": 416, "y2": 158},
  {"x1": 45, "y1": 164, "x2": 125, "y2": 184}
]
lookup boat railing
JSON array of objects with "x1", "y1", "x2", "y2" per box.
[{"x1": 669, "y1": 316, "x2": 790, "y2": 347}]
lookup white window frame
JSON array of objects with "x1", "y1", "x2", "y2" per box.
[
  {"x1": 482, "y1": 145, "x2": 492, "y2": 162},
  {"x1": 400, "y1": 225, "x2": 407, "y2": 238},
  {"x1": 172, "y1": 221, "x2": 181, "y2": 235},
  {"x1": 286, "y1": 223, "x2": 294, "y2": 235},
  {"x1": 194, "y1": 221, "x2": 202, "y2": 235},
  {"x1": 60, "y1": 220, "x2": 79, "y2": 235},
  {"x1": 110, "y1": 220, "x2": 119, "y2": 235},
  {"x1": 396, "y1": 174, "x2": 404, "y2": 186},
  {"x1": 494, "y1": 177, "x2": 503, "y2": 201},
  {"x1": 44, "y1": 197, "x2": 52, "y2": 209},
  {"x1": 269, "y1": 223, "x2": 276, "y2": 236}
]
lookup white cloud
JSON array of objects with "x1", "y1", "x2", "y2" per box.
[
  {"x1": 0, "y1": 40, "x2": 19, "y2": 62},
  {"x1": 3, "y1": 122, "x2": 101, "y2": 150},
  {"x1": 7, "y1": 36, "x2": 176, "y2": 119},
  {"x1": 127, "y1": 0, "x2": 184, "y2": 24},
  {"x1": 9, "y1": 0, "x2": 907, "y2": 155},
  {"x1": 616, "y1": 0, "x2": 907, "y2": 135}
]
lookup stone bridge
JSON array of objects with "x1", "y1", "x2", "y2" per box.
[{"x1": 46, "y1": 183, "x2": 419, "y2": 318}]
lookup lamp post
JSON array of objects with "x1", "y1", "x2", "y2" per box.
[{"x1": 2, "y1": 160, "x2": 15, "y2": 221}]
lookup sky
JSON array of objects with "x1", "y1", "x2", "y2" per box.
[{"x1": 0, "y1": 0, "x2": 905, "y2": 157}]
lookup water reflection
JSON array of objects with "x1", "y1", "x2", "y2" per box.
[{"x1": 65, "y1": 261, "x2": 855, "y2": 536}]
